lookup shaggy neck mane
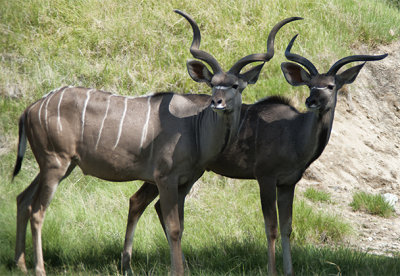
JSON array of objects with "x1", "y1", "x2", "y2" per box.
[{"x1": 255, "y1": 95, "x2": 293, "y2": 107}]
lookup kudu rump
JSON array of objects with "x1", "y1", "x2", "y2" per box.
[
  {"x1": 125, "y1": 36, "x2": 387, "y2": 275},
  {"x1": 12, "y1": 10, "x2": 299, "y2": 276}
]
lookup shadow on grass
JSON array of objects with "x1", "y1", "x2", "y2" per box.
[{"x1": 4, "y1": 238, "x2": 400, "y2": 275}]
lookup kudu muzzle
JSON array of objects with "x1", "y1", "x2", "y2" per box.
[
  {"x1": 210, "y1": 87, "x2": 234, "y2": 111},
  {"x1": 305, "y1": 88, "x2": 322, "y2": 109}
]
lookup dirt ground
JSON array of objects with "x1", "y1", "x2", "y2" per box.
[{"x1": 297, "y1": 40, "x2": 400, "y2": 256}]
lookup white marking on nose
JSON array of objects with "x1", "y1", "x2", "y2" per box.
[
  {"x1": 140, "y1": 96, "x2": 152, "y2": 149},
  {"x1": 311, "y1": 86, "x2": 327, "y2": 90},
  {"x1": 95, "y1": 94, "x2": 113, "y2": 150},
  {"x1": 57, "y1": 88, "x2": 67, "y2": 133},
  {"x1": 113, "y1": 97, "x2": 128, "y2": 150},
  {"x1": 81, "y1": 89, "x2": 94, "y2": 141},
  {"x1": 214, "y1": 86, "x2": 230, "y2": 90}
]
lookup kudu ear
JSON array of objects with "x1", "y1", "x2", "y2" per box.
[
  {"x1": 187, "y1": 59, "x2": 213, "y2": 86},
  {"x1": 239, "y1": 63, "x2": 265, "y2": 85},
  {"x1": 281, "y1": 62, "x2": 311, "y2": 86},
  {"x1": 335, "y1": 63, "x2": 365, "y2": 88}
]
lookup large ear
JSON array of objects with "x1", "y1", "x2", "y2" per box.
[
  {"x1": 186, "y1": 59, "x2": 213, "y2": 86},
  {"x1": 239, "y1": 63, "x2": 265, "y2": 85},
  {"x1": 336, "y1": 63, "x2": 365, "y2": 88},
  {"x1": 281, "y1": 62, "x2": 311, "y2": 86}
]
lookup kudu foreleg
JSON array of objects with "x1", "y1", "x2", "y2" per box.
[
  {"x1": 15, "y1": 174, "x2": 40, "y2": 273},
  {"x1": 157, "y1": 182, "x2": 184, "y2": 276},
  {"x1": 277, "y1": 185, "x2": 295, "y2": 276},
  {"x1": 157, "y1": 181, "x2": 193, "y2": 271},
  {"x1": 257, "y1": 176, "x2": 278, "y2": 276},
  {"x1": 122, "y1": 182, "x2": 159, "y2": 275}
]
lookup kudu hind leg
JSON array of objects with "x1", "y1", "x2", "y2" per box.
[
  {"x1": 122, "y1": 182, "x2": 159, "y2": 275},
  {"x1": 257, "y1": 176, "x2": 278, "y2": 276},
  {"x1": 15, "y1": 174, "x2": 40, "y2": 273},
  {"x1": 30, "y1": 162, "x2": 73, "y2": 276},
  {"x1": 277, "y1": 185, "x2": 296, "y2": 276}
]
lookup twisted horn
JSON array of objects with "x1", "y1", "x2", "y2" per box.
[
  {"x1": 229, "y1": 17, "x2": 303, "y2": 75},
  {"x1": 327, "y1": 53, "x2": 388, "y2": 75},
  {"x1": 175, "y1": 10, "x2": 223, "y2": 74},
  {"x1": 285, "y1": 34, "x2": 319, "y2": 76}
]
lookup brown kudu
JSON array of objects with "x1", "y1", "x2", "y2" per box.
[
  {"x1": 12, "y1": 10, "x2": 300, "y2": 276},
  {"x1": 124, "y1": 35, "x2": 387, "y2": 275},
  {"x1": 120, "y1": 12, "x2": 302, "y2": 275}
]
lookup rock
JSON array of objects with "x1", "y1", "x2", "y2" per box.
[{"x1": 382, "y1": 193, "x2": 398, "y2": 208}]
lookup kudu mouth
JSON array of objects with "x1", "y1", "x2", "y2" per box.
[{"x1": 305, "y1": 98, "x2": 320, "y2": 110}]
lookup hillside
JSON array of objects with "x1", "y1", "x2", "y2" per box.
[
  {"x1": 298, "y1": 39, "x2": 400, "y2": 256},
  {"x1": 1, "y1": 0, "x2": 400, "y2": 274}
]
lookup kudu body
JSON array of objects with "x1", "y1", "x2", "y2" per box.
[
  {"x1": 120, "y1": 14, "x2": 301, "y2": 275},
  {"x1": 12, "y1": 10, "x2": 297, "y2": 276},
  {"x1": 124, "y1": 35, "x2": 387, "y2": 275}
]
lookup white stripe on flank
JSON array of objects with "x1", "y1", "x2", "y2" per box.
[
  {"x1": 38, "y1": 99, "x2": 46, "y2": 128},
  {"x1": 44, "y1": 92, "x2": 56, "y2": 132},
  {"x1": 27, "y1": 101, "x2": 39, "y2": 121},
  {"x1": 95, "y1": 94, "x2": 113, "y2": 150},
  {"x1": 57, "y1": 88, "x2": 67, "y2": 132},
  {"x1": 112, "y1": 97, "x2": 128, "y2": 150},
  {"x1": 140, "y1": 96, "x2": 152, "y2": 149},
  {"x1": 81, "y1": 89, "x2": 94, "y2": 140},
  {"x1": 54, "y1": 156, "x2": 61, "y2": 167},
  {"x1": 39, "y1": 87, "x2": 61, "y2": 128}
]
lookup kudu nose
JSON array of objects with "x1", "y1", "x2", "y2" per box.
[
  {"x1": 305, "y1": 97, "x2": 318, "y2": 109},
  {"x1": 211, "y1": 98, "x2": 226, "y2": 110}
]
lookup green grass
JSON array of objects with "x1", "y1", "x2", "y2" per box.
[
  {"x1": 292, "y1": 200, "x2": 352, "y2": 245},
  {"x1": 304, "y1": 187, "x2": 331, "y2": 203},
  {"x1": 350, "y1": 191, "x2": 396, "y2": 218},
  {"x1": 1, "y1": 0, "x2": 400, "y2": 274}
]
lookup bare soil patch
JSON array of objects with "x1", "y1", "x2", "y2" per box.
[{"x1": 298, "y1": 40, "x2": 400, "y2": 256}]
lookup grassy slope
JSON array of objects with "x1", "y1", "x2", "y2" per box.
[{"x1": 1, "y1": 0, "x2": 400, "y2": 275}]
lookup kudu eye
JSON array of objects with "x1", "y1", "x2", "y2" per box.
[
  {"x1": 327, "y1": 85, "x2": 334, "y2": 90},
  {"x1": 232, "y1": 84, "x2": 239, "y2": 89}
]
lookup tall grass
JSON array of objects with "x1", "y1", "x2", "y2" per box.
[
  {"x1": 1, "y1": 0, "x2": 400, "y2": 274},
  {"x1": 304, "y1": 187, "x2": 331, "y2": 203},
  {"x1": 350, "y1": 191, "x2": 395, "y2": 217}
]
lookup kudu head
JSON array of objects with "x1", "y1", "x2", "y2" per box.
[
  {"x1": 281, "y1": 34, "x2": 388, "y2": 113},
  {"x1": 175, "y1": 10, "x2": 302, "y2": 112}
]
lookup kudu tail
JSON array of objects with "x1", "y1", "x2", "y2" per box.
[{"x1": 12, "y1": 114, "x2": 27, "y2": 180}]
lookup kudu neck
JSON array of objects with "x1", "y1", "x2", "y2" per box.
[
  {"x1": 304, "y1": 95, "x2": 337, "y2": 166},
  {"x1": 196, "y1": 104, "x2": 241, "y2": 163}
]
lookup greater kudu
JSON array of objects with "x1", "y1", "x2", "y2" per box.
[
  {"x1": 12, "y1": 10, "x2": 299, "y2": 276},
  {"x1": 119, "y1": 13, "x2": 301, "y2": 275},
  {"x1": 124, "y1": 35, "x2": 387, "y2": 275}
]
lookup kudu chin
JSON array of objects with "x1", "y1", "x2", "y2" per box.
[
  {"x1": 125, "y1": 35, "x2": 387, "y2": 275},
  {"x1": 12, "y1": 10, "x2": 299, "y2": 276}
]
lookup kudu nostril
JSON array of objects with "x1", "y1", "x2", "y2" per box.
[{"x1": 217, "y1": 99, "x2": 223, "y2": 105}]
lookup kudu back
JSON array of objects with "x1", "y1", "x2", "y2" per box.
[
  {"x1": 126, "y1": 35, "x2": 387, "y2": 275},
  {"x1": 12, "y1": 10, "x2": 298, "y2": 276}
]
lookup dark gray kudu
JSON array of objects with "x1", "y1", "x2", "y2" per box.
[
  {"x1": 120, "y1": 13, "x2": 302, "y2": 275},
  {"x1": 12, "y1": 10, "x2": 300, "y2": 276},
  {"x1": 123, "y1": 35, "x2": 387, "y2": 275}
]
